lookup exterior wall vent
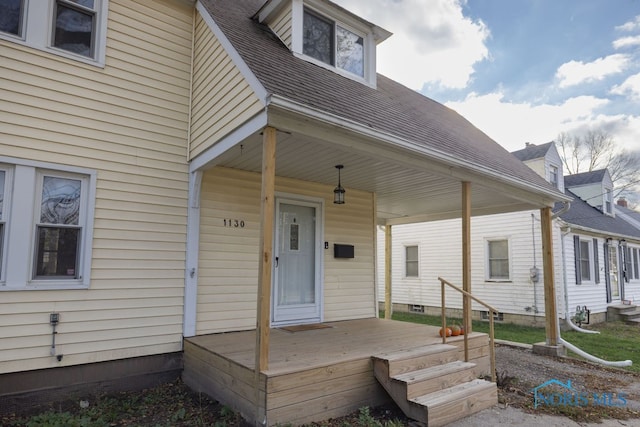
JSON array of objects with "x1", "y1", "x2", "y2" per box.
[
  {"x1": 481, "y1": 311, "x2": 504, "y2": 322},
  {"x1": 409, "y1": 304, "x2": 424, "y2": 313}
]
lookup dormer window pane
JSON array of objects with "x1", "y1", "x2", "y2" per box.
[
  {"x1": 0, "y1": 0, "x2": 24, "y2": 36},
  {"x1": 303, "y1": 9, "x2": 334, "y2": 66},
  {"x1": 549, "y1": 165, "x2": 558, "y2": 188},
  {"x1": 337, "y1": 26, "x2": 363, "y2": 77}
]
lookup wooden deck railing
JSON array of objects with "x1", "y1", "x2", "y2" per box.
[{"x1": 438, "y1": 277, "x2": 497, "y2": 382}]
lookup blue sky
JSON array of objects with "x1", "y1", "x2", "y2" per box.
[{"x1": 334, "y1": 0, "x2": 640, "y2": 154}]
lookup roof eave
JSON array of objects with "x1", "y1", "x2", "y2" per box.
[{"x1": 267, "y1": 94, "x2": 569, "y2": 206}]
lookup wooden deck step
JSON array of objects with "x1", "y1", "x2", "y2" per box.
[
  {"x1": 374, "y1": 344, "x2": 460, "y2": 376},
  {"x1": 411, "y1": 378, "x2": 497, "y2": 427},
  {"x1": 393, "y1": 361, "x2": 477, "y2": 399},
  {"x1": 373, "y1": 344, "x2": 497, "y2": 426}
]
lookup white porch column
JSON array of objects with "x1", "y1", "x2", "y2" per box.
[
  {"x1": 183, "y1": 170, "x2": 202, "y2": 337},
  {"x1": 384, "y1": 224, "x2": 392, "y2": 319}
]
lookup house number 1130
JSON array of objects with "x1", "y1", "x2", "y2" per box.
[{"x1": 223, "y1": 219, "x2": 245, "y2": 228}]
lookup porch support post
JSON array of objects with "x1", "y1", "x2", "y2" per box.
[
  {"x1": 384, "y1": 224, "x2": 392, "y2": 319},
  {"x1": 255, "y1": 126, "x2": 277, "y2": 373},
  {"x1": 462, "y1": 182, "x2": 472, "y2": 336},
  {"x1": 540, "y1": 206, "x2": 559, "y2": 346}
]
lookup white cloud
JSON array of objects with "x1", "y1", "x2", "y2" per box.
[
  {"x1": 333, "y1": 0, "x2": 489, "y2": 89},
  {"x1": 445, "y1": 92, "x2": 612, "y2": 151},
  {"x1": 613, "y1": 35, "x2": 640, "y2": 49},
  {"x1": 611, "y1": 73, "x2": 640, "y2": 100},
  {"x1": 616, "y1": 15, "x2": 640, "y2": 32},
  {"x1": 555, "y1": 54, "x2": 631, "y2": 88}
]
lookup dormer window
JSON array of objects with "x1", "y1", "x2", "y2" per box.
[
  {"x1": 605, "y1": 188, "x2": 613, "y2": 214},
  {"x1": 257, "y1": 0, "x2": 391, "y2": 87},
  {"x1": 549, "y1": 165, "x2": 559, "y2": 189},
  {"x1": 303, "y1": 8, "x2": 364, "y2": 77}
]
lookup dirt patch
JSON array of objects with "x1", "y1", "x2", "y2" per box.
[{"x1": 493, "y1": 344, "x2": 640, "y2": 423}]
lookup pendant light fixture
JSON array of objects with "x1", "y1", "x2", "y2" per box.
[{"x1": 333, "y1": 164, "x2": 345, "y2": 204}]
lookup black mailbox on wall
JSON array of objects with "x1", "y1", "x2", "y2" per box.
[{"x1": 334, "y1": 244, "x2": 355, "y2": 259}]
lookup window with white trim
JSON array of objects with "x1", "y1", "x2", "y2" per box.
[
  {"x1": 0, "y1": 0, "x2": 108, "y2": 66},
  {"x1": 0, "y1": 160, "x2": 95, "y2": 290},
  {"x1": 486, "y1": 239, "x2": 510, "y2": 281},
  {"x1": 34, "y1": 172, "x2": 86, "y2": 279},
  {"x1": 549, "y1": 165, "x2": 559, "y2": 189},
  {"x1": 605, "y1": 188, "x2": 613, "y2": 215},
  {"x1": 0, "y1": 167, "x2": 9, "y2": 280},
  {"x1": 303, "y1": 7, "x2": 365, "y2": 77},
  {"x1": 579, "y1": 240, "x2": 591, "y2": 281},
  {"x1": 633, "y1": 247, "x2": 639, "y2": 280},
  {"x1": 405, "y1": 245, "x2": 418, "y2": 277}
]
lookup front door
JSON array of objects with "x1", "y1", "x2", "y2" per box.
[
  {"x1": 609, "y1": 245, "x2": 621, "y2": 301},
  {"x1": 272, "y1": 198, "x2": 323, "y2": 325}
]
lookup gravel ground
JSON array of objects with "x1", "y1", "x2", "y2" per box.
[{"x1": 448, "y1": 343, "x2": 640, "y2": 426}]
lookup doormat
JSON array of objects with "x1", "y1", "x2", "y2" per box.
[{"x1": 280, "y1": 323, "x2": 333, "y2": 333}]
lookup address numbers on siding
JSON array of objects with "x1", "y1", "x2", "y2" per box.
[{"x1": 223, "y1": 219, "x2": 245, "y2": 228}]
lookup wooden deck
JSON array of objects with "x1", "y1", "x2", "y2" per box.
[{"x1": 183, "y1": 318, "x2": 492, "y2": 426}]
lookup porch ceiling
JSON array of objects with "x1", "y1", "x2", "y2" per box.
[{"x1": 206, "y1": 124, "x2": 554, "y2": 224}]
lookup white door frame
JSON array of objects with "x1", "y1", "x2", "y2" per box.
[{"x1": 272, "y1": 193, "x2": 324, "y2": 326}]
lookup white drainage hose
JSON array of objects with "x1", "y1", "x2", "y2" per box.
[{"x1": 559, "y1": 337, "x2": 632, "y2": 367}]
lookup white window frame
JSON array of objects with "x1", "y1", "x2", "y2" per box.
[
  {"x1": 0, "y1": 165, "x2": 13, "y2": 283},
  {"x1": 0, "y1": 156, "x2": 96, "y2": 290},
  {"x1": 0, "y1": 0, "x2": 108, "y2": 67},
  {"x1": 404, "y1": 244, "x2": 419, "y2": 278},
  {"x1": 604, "y1": 188, "x2": 613, "y2": 215},
  {"x1": 485, "y1": 238, "x2": 511, "y2": 282},
  {"x1": 578, "y1": 239, "x2": 593, "y2": 283},
  {"x1": 549, "y1": 164, "x2": 559, "y2": 189},
  {"x1": 291, "y1": 0, "x2": 376, "y2": 87}
]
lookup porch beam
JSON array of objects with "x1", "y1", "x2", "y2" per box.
[
  {"x1": 255, "y1": 126, "x2": 277, "y2": 372},
  {"x1": 384, "y1": 225, "x2": 392, "y2": 319},
  {"x1": 540, "y1": 206, "x2": 559, "y2": 346}
]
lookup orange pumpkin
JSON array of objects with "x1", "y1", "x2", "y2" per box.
[
  {"x1": 439, "y1": 327, "x2": 452, "y2": 337},
  {"x1": 451, "y1": 325, "x2": 461, "y2": 336}
]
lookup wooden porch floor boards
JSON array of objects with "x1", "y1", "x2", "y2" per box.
[{"x1": 183, "y1": 318, "x2": 491, "y2": 426}]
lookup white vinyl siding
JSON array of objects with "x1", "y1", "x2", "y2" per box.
[
  {"x1": 197, "y1": 167, "x2": 376, "y2": 334},
  {"x1": 189, "y1": 13, "x2": 264, "y2": 160},
  {"x1": 377, "y1": 210, "x2": 566, "y2": 318},
  {"x1": 0, "y1": 0, "x2": 192, "y2": 374}
]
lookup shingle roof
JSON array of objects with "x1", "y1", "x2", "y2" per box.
[
  {"x1": 564, "y1": 169, "x2": 607, "y2": 187},
  {"x1": 199, "y1": 0, "x2": 558, "y2": 193},
  {"x1": 554, "y1": 190, "x2": 640, "y2": 239},
  {"x1": 511, "y1": 142, "x2": 554, "y2": 162}
]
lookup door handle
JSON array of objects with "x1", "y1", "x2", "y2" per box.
[{"x1": 275, "y1": 256, "x2": 279, "y2": 267}]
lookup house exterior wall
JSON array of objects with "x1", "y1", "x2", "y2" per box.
[
  {"x1": 197, "y1": 167, "x2": 376, "y2": 335},
  {"x1": 189, "y1": 13, "x2": 265, "y2": 160},
  {"x1": 376, "y1": 210, "x2": 565, "y2": 324},
  {"x1": 268, "y1": 5, "x2": 294, "y2": 49},
  {"x1": 0, "y1": 0, "x2": 193, "y2": 375}
]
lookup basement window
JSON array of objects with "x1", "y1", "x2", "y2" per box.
[
  {"x1": 409, "y1": 304, "x2": 424, "y2": 313},
  {"x1": 481, "y1": 311, "x2": 504, "y2": 322}
]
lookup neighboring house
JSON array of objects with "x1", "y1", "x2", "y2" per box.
[
  {"x1": 1, "y1": 0, "x2": 567, "y2": 425},
  {"x1": 377, "y1": 142, "x2": 640, "y2": 326}
]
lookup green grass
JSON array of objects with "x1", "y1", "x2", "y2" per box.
[
  {"x1": 384, "y1": 311, "x2": 640, "y2": 372},
  {"x1": 386, "y1": 311, "x2": 546, "y2": 344}
]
